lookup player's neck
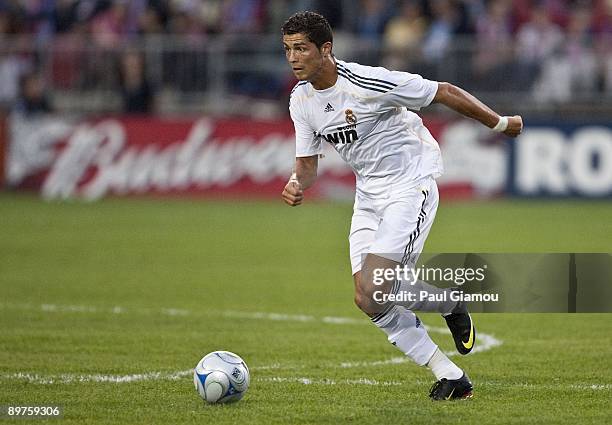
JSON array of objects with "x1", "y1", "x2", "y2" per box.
[{"x1": 310, "y1": 56, "x2": 338, "y2": 90}]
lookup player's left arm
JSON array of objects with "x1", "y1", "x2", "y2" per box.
[{"x1": 432, "y1": 82, "x2": 523, "y2": 137}]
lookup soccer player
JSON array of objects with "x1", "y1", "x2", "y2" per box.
[{"x1": 280, "y1": 11, "x2": 522, "y2": 400}]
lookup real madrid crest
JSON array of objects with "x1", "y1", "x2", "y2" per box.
[{"x1": 345, "y1": 109, "x2": 357, "y2": 125}]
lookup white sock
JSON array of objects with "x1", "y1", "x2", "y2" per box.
[
  {"x1": 372, "y1": 305, "x2": 438, "y2": 366},
  {"x1": 427, "y1": 348, "x2": 463, "y2": 380}
]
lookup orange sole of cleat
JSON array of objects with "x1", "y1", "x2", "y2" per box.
[{"x1": 459, "y1": 391, "x2": 474, "y2": 399}]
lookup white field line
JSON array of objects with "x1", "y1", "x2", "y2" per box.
[
  {"x1": 259, "y1": 377, "x2": 404, "y2": 386},
  {"x1": 0, "y1": 302, "x2": 507, "y2": 386},
  {"x1": 0, "y1": 303, "x2": 612, "y2": 391},
  {"x1": 2, "y1": 303, "x2": 505, "y2": 358},
  {"x1": 2, "y1": 303, "x2": 366, "y2": 324},
  {"x1": 1, "y1": 371, "x2": 610, "y2": 392},
  {"x1": 1, "y1": 370, "x2": 193, "y2": 385},
  {"x1": 220, "y1": 310, "x2": 503, "y2": 360},
  {"x1": 2, "y1": 303, "x2": 369, "y2": 324},
  {"x1": 0, "y1": 364, "x2": 282, "y2": 385},
  {"x1": 2, "y1": 303, "x2": 608, "y2": 392},
  {"x1": 259, "y1": 378, "x2": 612, "y2": 391},
  {"x1": 3, "y1": 302, "x2": 495, "y2": 332},
  {"x1": 339, "y1": 332, "x2": 503, "y2": 368}
]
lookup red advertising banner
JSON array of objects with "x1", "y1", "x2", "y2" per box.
[
  {"x1": 0, "y1": 113, "x2": 6, "y2": 188},
  {"x1": 6, "y1": 115, "x2": 509, "y2": 200}
]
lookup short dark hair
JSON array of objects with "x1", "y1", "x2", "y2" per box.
[{"x1": 281, "y1": 11, "x2": 333, "y2": 49}]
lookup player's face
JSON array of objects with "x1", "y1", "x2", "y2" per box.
[{"x1": 283, "y1": 33, "x2": 325, "y2": 81}]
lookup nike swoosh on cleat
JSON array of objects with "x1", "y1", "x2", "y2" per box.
[
  {"x1": 445, "y1": 388, "x2": 455, "y2": 400},
  {"x1": 461, "y1": 317, "x2": 474, "y2": 350}
]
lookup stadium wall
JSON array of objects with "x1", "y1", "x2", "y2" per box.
[{"x1": 4, "y1": 115, "x2": 611, "y2": 200}]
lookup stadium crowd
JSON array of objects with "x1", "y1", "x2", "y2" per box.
[{"x1": 1, "y1": 0, "x2": 611, "y2": 114}]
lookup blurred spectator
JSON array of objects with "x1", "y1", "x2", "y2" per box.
[
  {"x1": 163, "y1": 2, "x2": 208, "y2": 92},
  {"x1": 49, "y1": 20, "x2": 89, "y2": 90},
  {"x1": 309, "y1": 0, "x2": 344, "y2": 29},
  {"x1": 351, "y1": 0, "x2": 392, "y2": 64},
  {"x1": 0, "y1": 1, "x2": 25, "y2": 33},
  {"x1": 124, "y1": 0, "x2": 150, "y2": 36},
  {"x1": 166, "y1": 4, "x2": 203, "y2": 37},
  {"x1": 53, "y1": 0, "x2": 80, "y2": 34},
  {"x1": 533, "y1": 4, "x2": 597, "y2": 103},
  {"x1": 454, "y1": 0, "x2": 479, "y2": 34},
  {"x1": 515, "y1": 4, "x2": 564, "y2": 88},
  {"x1": 0, "y1": 9, "x2": 31, "y2": 109},
  {"x1": 593, "y1": 0, "x2": 612, "y2": 94},
  {"x1": 13, "y1": 72, "x2": 52, "y2": 115},
  {"x1": 542, "y1": 0, "x2": 572, "y2": 27},
  {"x1": 355, "y1": 0, "x2": 392, "y2": 43},
  {"x1": 138, "y1": 4, "x2": 165, "y2": 35},
  {"x1": 118, "y1": 50, "x2": 155, "y2": 114},
  {"x1": 516, "y1": 5, "x2": 563, "y2": 65},
  {"x1": 473, "y1": 0, "x2": 513, "y2": 89},
  {"x1": 564, "y1": 5, "x2": 597, "y2": 93},
  {"x1": 221, "y1": 0, "x2": 265, "y2": 33},
  {"x1": 0, "y1": 6, "x2": 20, "y2": 37},
  {"x1": 90, "y1": 1, "x2": 129, "y2": 48},
  {"x1": 510, "y1": 0, "x2": 532, "y2": 30},
  {"x1": 0, "y1": 50, "x2": 31, "y2": 109},
  {"x1": 384, "y1": 0, "x2": 427, "y2": 50},
  {"x1": 460, "y1": 0, "x2": 486, "y2": 27},
  {"x1": 422, "y1": 0, "x2": 457, "y2": 65},
  {"x1": 19, "y1": 0, "x2": 54, "y2": 41},
  {"x1": 197, "y1": 0, "x2": 223, "y2": 34},
  {"x1": 382, "y1": 0, "x2": 427, "y2": 70}
]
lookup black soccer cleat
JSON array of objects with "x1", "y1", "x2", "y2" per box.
[
  {"x1": 429, "y1": 373, "x2": 473, "y2": 401},
  {"x1": 444, "y1": 291, "x2": 476, "y2": 355}
]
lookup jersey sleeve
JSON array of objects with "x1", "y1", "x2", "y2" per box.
[
  {"x1": 367, "y1": 69, "x2": 438, "y2": 111},
  {"x1": 289, "y1": 97, "x2": 322, "y2": 157}
]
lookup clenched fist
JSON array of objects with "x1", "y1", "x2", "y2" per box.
[
  {"x1": 504, "y1": 115, "x2": 523, "y2": 138},
  {"x1": 282, "y1": 179, "x2": 304, "y2": 206}
]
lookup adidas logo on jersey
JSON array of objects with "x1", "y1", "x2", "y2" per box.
[{"x1": 324, "y1": 103, "x2": 334, "y2": 112}]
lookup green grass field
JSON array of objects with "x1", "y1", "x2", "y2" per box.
[{"x1": 1, "y1": 193, "x2": 611, "y2": 424}]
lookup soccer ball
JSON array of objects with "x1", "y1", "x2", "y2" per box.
[{"x1": 193, "y1": 351, "x2": 250, "y2": 403}]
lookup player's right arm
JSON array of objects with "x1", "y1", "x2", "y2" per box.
[
  {"x1": 282, "y1": 155, "x2": 318, "y2": 207},
  {"x1": 284, "y1": 85, "x2": 322, "y2": 207}
]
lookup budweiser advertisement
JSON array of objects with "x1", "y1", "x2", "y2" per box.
[{"x1": 6, "y1": 115, "x2": 510, "y2": 200}]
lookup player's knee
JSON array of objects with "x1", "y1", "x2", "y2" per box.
[
  {"x1": 354, "y1": 283, "x2": 383, "y2": 316},
  {"x1": 354, "y1": 290, "x2": 366, "y2": 311},
  {"x1": 353, "y1": 270, "x2": 387, "y2": 315},
  {"x1": 352, "y1": 276, "x2": 365, "y2": 310},
  {"x1": 356, "y1": 274, "x2": 378, "y2": 301},
  {"x1": 354, "y1": 289, "x2": 375, "y2": 315}
]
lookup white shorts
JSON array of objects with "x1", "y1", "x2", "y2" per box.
[{"x1": 349, "y1": 176, "x2": 439, "y2": 275}]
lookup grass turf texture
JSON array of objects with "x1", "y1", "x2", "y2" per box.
[{"x1": 0, "y1": 193, "x2": 610, "y2": 424}]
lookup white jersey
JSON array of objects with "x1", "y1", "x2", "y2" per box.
[{"x1": 289, "y1": 59, "x2": 443, "y2": 197}]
